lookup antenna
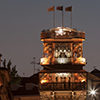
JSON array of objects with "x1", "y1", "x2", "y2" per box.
[
  {"x1": 93, "y1": 66, "x2": 96, "y2": 69},
  {"x1": 30, "y1": 57, "x2": 40, "y2": 74},
  {"x1": 23, "y1": 72, "x2": 25, "y2": 77}
]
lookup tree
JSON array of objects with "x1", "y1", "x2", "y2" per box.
[
  {"x1": 7, "y1": 60, "x2": 12, "y2": 71},
  {"x1": 10, "y1": 65, "x2": 21, "y2": 84},
  {"x1": 2, "y1": 59, "x2": 21, "y2": 84},
  {"x1": 3, "y1": 59, "x2": 6, "y2": 68}
]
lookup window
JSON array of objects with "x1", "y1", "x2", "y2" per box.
[{"x1": 54, "y1": 43, "x2": 72, "y2": 58}]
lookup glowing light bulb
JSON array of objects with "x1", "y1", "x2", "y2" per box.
[
  {"x1": 91, "y1": 90, "x2": 95, "y2": 95},
  {"x1": 55, "y1": 28, "x2": 66, "y2": 36}
]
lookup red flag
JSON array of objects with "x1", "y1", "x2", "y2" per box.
[
  {"x1": 65, "y1": 6, "x2": 72, "y2": 12},
  {"x1": 47, "y1": 6, "x2": 54, "y2": 11},
  {"x1": 56, "y1": 6, "x2": 63, "y2": 11}
]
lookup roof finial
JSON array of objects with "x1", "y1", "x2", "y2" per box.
[{"x1": 93, "y1": 66, "x2": 96, "y2": 69}]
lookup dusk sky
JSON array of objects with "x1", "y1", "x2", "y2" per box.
[{"x1": 0, "y1": 0, "x2": 100, "y2": 76}]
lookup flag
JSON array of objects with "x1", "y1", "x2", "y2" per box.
[
  {"x1": 56, "y1": 6, "x2": 63, "y2": 11},
  {"x1": 47, "y1": 6, "x2": 54, "y2": 11},
  {"x1": 65, "y1": 6, "x2": 72, "y2": 12}
]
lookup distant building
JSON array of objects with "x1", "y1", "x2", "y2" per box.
[
  {"x1": 11, "y1": 73, "x2": 40, "y2": 100},
  {"x1": 91, "y1": 68, "x2": 100, "y2": 78},
  {"x1": 87, "y1": 71, "x2": 100, "y2": 99},
  {"x1": 89, "y1": 68, "x2": 100, "y2": 100},
  {"x1": 10, "y1": 69, "x2": 100, "y2": 100}
]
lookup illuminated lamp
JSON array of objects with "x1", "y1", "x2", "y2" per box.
[
  {"x1": 41, "y1": 80, "x2": 48, "y2": 84},
  {"x1": 64, "y1": 50, "x2": 66, "y2": 52},
  {"x1": 40, "y1": 58, "x2": 48, "y2": 64},
  {"x1": 57, "y1": 58, "x2": 68, "y2": 64},
  {"x1": 77, "y1": 57, "x2": 86, "y2": 64},
  {"x1": 55, "y1": 27, "x2": 66, "y2": 36},
  {"x1": 67, "y1": 50, "x2": 72, "y2": 58},
  {"x1": 60, "y1": 50, "x2": 62, "y2": 52},
  {"x1": 56, "y1": 73, "x2": 71, "y2": 77},
  {"x1": 81, "y1": 79, "x2": 86, "y2": 82},
  {"x1": 91, "y1": 90, "x2": 95, "y2": 95},
  {"x1": 89, "y1": 88, "x2": 98, "y2": 96}
]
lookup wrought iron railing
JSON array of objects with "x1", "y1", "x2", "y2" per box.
[{"x1": 40, "y1": 82, "x2": 87, "y2": 91}]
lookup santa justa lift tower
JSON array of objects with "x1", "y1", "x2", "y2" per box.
[{"x1": 39, "y1": 26, "x2": 87, "y2": 100}]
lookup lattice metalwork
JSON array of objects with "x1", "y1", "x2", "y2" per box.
[
  {"x1": 40, "y1": 91, "x2": 86, "y2": 100},
  {"x1": 73, "y1": 43, "x2": 83, "y2": 59},
  {"x1": 54, "y1": 43, "x2": 72, "y2": 58}
]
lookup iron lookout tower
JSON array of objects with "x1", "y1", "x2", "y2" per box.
[{"x1": 39, "y1": 27, "x2": 87, "y2": 100}]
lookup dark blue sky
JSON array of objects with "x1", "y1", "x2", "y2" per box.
[{"x1": 0, "y1": 0, "x2": 100, "y2": 76}]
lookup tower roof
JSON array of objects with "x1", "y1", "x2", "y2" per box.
[
  {"x1": 91, "y1": 68, "x2": 100, "y2": 78},
  {"x1": 41, "y1": 27, "x2": 85, "y2": 41},
  {"x1": 50, "y1": 27, "x2": 84, "y2": 33}
]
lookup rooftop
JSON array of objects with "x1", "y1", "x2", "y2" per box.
[{"x1": 41, "y1": 27, "x2": 85, "y2": 40}]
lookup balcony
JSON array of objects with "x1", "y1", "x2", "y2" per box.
[
  {"x1": 40, "y1": 82, "x2": 87, "y2": 91},
  {"x1": 40, "y1": 57, "x2": 86, "y2": 66}
]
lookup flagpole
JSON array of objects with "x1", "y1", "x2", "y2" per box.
[
  {"x1": 65, "y1": 6, "x2": 72, "y2": 28},
  {"x1": 62, "y1": 6, "x2": 64, "y2": 28},
  {"x1": 47, "y1": 6, "x2": 55, "y2": 28},
  {"x1": 53, "y1": 6, "x2": 55, "y2": 28},
  {"x1": 71, "y1": 10, "x2": 72, "y2": 28},
  {"x1": 56, "y1": 6, "x2": 63, "y2": 28}
]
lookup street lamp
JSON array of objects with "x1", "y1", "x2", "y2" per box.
[
  {"x1": 91, "y1": 90, "x2": 95, "y2": 95},
  {"x1": 90, "y1": 89, "x2": 96, "y2": 100}
]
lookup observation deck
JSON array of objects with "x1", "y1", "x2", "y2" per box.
[{"x1": 40, "y1": 27, "x2": 86, "y2": 68}]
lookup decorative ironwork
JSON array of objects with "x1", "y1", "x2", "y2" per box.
[
  {"x1": 40, "y1": 82, "x2": 87, "y2": 91},
  {"x1": 41, "y1": 28, "x2": 85, "y2": 39}
]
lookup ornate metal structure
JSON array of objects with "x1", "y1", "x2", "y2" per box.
[{"x1": 39, "y1": 27, "x2": 87, "y2": 100}]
